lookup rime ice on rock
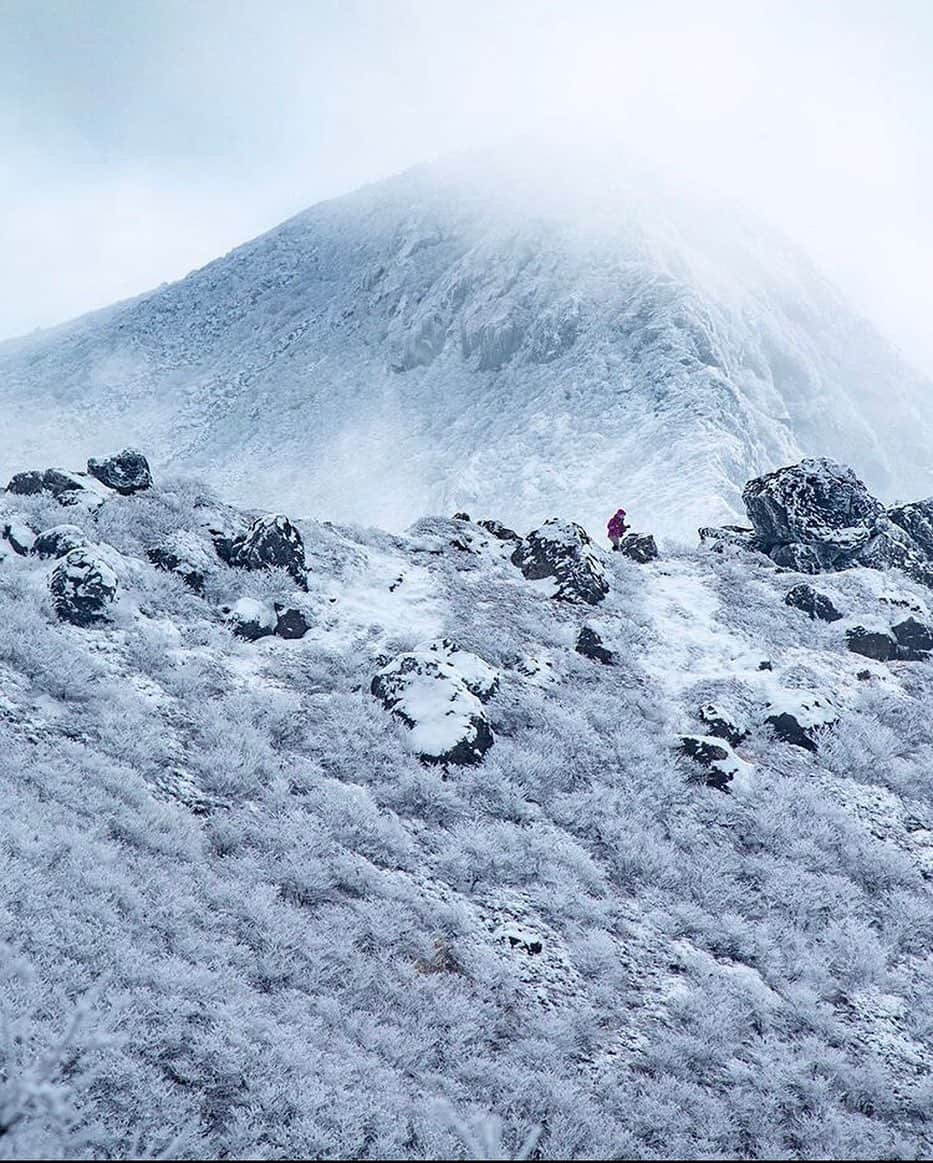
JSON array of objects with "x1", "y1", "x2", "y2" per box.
[
  {"x1": 226, "y1": 514, "x2": 308, "y2": 589},
  {"x1": 87, "y1": 449, "x2": 153, "y2": 495},
  {"x1": 32, "y1": 524, "x2": 89, "y2": 561},
  {"x1": 49, "y1": 548, "x2": 118, "y2": 626},
  {"x1": 511, "y1": 519, "x2": 608, "y2": 605}
]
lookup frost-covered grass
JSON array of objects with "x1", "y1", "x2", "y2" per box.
[{"x1": 0, "y1": 483, "x2": 932, "y2": 1159}]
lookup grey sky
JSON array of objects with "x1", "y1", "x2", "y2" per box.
[{"x1": 2, "y1": 0, "x2": 932, "y2": 372}]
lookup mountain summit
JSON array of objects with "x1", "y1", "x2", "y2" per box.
[{"x1": 2, "y1": 148, "x2": 930, "y2": 536}]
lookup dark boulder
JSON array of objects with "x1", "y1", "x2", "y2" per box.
[
  {"x1": 226, "y1": 514, "x2": 308, "y2": 589},
  {"x1": 697, "y1": 702, "x2": 749, "y2": 747},
  {"x1": 220, "y1": 598, "x2": 277, "y2": 641},
  {"x1": 49, "y1": 548, "x2": 118, "y2": 627},
  {"x1": 617, "y1": 532, "x2": 659, "y2": 563},
  {"x1": 765, "y1": 693, "x2": 838, "y2": 751},
  {"x1": 452, "y1": 511, "x2": 472, "y2": 522},
  {"x1": 784, "y1": 584, "x2": 843, "y2": 622},
  {"x1": 891, "y1": 617, "x2": 933, "y2": 661},
  {"x1": 743, "y1": 458, "x2": 883, "y2": 551},
  {"x1": 371, "y1": 649, "x2": 496, "y2": 766},
  {"x1": 888, "y1": 498, "x2": 933, "y2": 558},
  {"x1": 86, "y1": 449, "x2": 152, "y2": 494},
  {"x1": 478, "y1": 518, "x2": 521, "y2": 542},
  {"x1": 575, "y1": 626, "x2": 614, "y2": 665},
  {"x1": 846, "y1": 626, "x2": 899, "y2": 662},
  {"x1": 6, "y1": 470, "x2": 45, "y2": 496},
  {"x1": 511, "y1": 519, "x2": 608, "y2": 605},
  {"x1": 32, "y1": 524, "x2": 88, "y2": 560},
  {"x1": 274, "y1": 605, "x2": 310, "y2": 639},
  {"x1": 7, "y1": 467, "x2": 91, "y2": 505},
  {"x1": 678, "y1": 735, "x2": 749, "y2": 793}
]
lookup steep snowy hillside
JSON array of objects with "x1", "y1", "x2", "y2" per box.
[
  {"x1": 1, "y1": 448, "x2": 933, "y2": 1158},
  {"x1": 1, "y1": 149, "x2": 931, "y2": 538}
]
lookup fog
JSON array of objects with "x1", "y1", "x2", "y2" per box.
[{"x1": 1, "y1": 0, "x2": 931, "y2": 372}]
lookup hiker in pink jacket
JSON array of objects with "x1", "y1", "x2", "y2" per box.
[{"x1": 607, "y1": 508, "x2": 629, "y2": 550}]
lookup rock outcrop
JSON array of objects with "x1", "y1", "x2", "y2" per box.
[
  {"x1": 511, "y1": 519, "x2": 608, "y2": 605},
  {"x1": 87, "y1": 449, "x2": 153, "y2": 494}
]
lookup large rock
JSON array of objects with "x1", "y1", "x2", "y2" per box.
[
  {"x1": 220, "y1": 598, "x2": 277, "y2": 641},
  {"x1": 274, "y1": 605, "x2": 310, "y2": 639},
  {"x1": 225, "y1": 514, "x2": 308, "y2": 589},
  {"x1": 887, "y1": 499, "x2": 933, "y2": 559},
  {"x1": 3, "y1": 518, "x2": 36, "y2": 556},
  {"x1": 371, "y1": 647, "x2": 497, "y2": 765},
  {"x1": 743, "y1": 459, "x2": 883, "y2": 551},
  {"x1": 617, "y1": 532, "x2": 659, "y2": 563},
  {"x1": 765, "y1": 692, "x2": 838, "y2": 751},
  {"x1": 784, "y1": 584, "x2": 843, "y2": 622},
  {"x1": 892, "y1": 617, "x2": 933, "y2": 661},
  {"x1": 511, "y1": 519, "x2": 608, "y2": 605},
  {"x1": 32, "y1": 524, "x2": 88, "y2": 560},
  {"x1": 846, "y1": 626, "x2": 899, "y2": 662},
  {"x1": 86, "y1": 449, "x2": 153, "y2": 495},
  {"x1": 7, "y1": 467, "x2": 95, "y2": 506},
  {"x1": 49, "y1": 548, "x2": 118, "y2": 626}
]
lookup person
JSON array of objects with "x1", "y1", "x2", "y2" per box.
[{"x1": 607, "y1": 507, "x2": 629, "y2": 550}]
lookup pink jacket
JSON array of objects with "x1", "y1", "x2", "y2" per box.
[{"x1": 607, "y1": 509, "x2": 629, "y2": 539}]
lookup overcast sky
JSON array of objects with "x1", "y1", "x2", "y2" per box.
[{"x1": 1, "y1": 0, "x2": 932, "y2": 371}]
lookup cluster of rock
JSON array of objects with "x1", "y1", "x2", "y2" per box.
[
  {"x1": 704, "y1": 458, "x2": 933, "y2": 588},
  {"x1": 371, "y1": 639, "x2": 499, "y2": 766},
  {"x1": 847, "y1": 618, "x2": 933, "y2": 663},
  {"x1": 7, "y1": 449, "x2": 152, "y2": 506}
]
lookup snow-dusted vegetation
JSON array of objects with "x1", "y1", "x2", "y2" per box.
[{"x1": 1, "y1": 450, "x2": 932, "y2": 1158}]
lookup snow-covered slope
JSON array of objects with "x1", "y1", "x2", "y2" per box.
[
  {"x1": 1, "y1": 454, "x2": 933, "y2": 1157},
  {"x1": 2, "y1": 148, "x2": 931, "y2": 539}
]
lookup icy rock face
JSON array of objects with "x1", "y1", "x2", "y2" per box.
[
  {"x1": 784, "y1": 584, "x2": 843, "y2": 622},
  {"x1": 617, "y1": 532, "x2": 659, "y2": 563},
  {"x1": 87, "y1": 449, "x2": 153, "y2": 495},
  {"x1": 575, "y1": 625, "x2": 614, "y2": 664},
  {"x1": 49, "y1": 548, "x2": 118, "y2": 626},
  {"x1": 888, "y1": 499, "x2": 933, "y2": 559},
  {"x1": 32, "y1": 524, "x2": 88, "y2": 560},
  {"x1": 226, "y1": 514, "x2": 308, "y2": 589},
  {"x1": 371, "y1": 647, "x2": 496, "y2": 765},
  {"x1": 511, "y1": 519, "x2": 608, "y2": 605}
]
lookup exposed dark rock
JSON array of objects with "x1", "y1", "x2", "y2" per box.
[
  {"x1": 766, "y1": 694, "x2": 838, "y2": 752},
  {"x1": 784, "y1": 584, "x2": 843, "y2": 622},
  {"x1": 698, "y1": 525, "x2": 765, "y2": 554},
  {"x1": 678, "y1": 735, "x2": 747, "y2": 793},
  {"x1": 274, "y1": 605, "x2": 310, "y2": 639},
  {"x1": 888, "y1": 498, "x2": 933, "y2": 558},
  {"x1": 220, "y1": 599, "x2": 277, "y2": 640},
  {"x1": 478, "y1": 518, "x2": 521, "y2": 542},
  {"x1": 617, "y1": 532, "x2": 659, "y2": 563},
  {"x1": 147, "y1": 546, "x2": 206, "y2": 594},
  {"x1": 698, "y1": 702, "x2": 748, "y2": 747},
  {"x1": 49, "y1": 548, "x2": 118, "y2": 626},
  {"x1": 757, "y1": 660, "x2": 773, "y2": 671},
  {"x1": 425, "y1": 638, "x2": 499, "y2": 701},
  {"x1": 371, "y1": 649, "x2": 495, "y2": 765},
  {"x1": 7, "y1": 467, "x2": 92, "y2": 505},
  {"x1": 575, "y1": 626, "x2": 614, "y2": 665},
  {"x1": 769, "y1": 542, "x2": 833, "y2": 573},
  {"x1": 511, "y1": 519, "x2": 608, "y2": 605},
  {"x1": 846, "y1": 626, "x2": 899, "y2": 662},
  {"x1": 226, "y1": 514, "x2": 308, "y2": 589},
  {"x1": 452, "y1": 511, "x2": 471, "y2": 522},
  {"x1": 32, "y1": 524, "x2": 88, "y2": 560},
  {"x1": 891, "y1": 617, "x2": 933, "y2": 661},
  {"x1": 3, "y1": 519, "x2": 36, "y2": 556},
  {"x1": 743, "y1": 458, "x2": 883, "y2": 551},
  {"x1": 87, "y1": 448, "x2": 152, "y2": 494}
]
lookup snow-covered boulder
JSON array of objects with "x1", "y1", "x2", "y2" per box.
[
  {"x1": 32, "y1": 524, "x2": 88, "y2": 560},
  {"x1": 575, "y1": 626, "x2": 613, "y2": 665},
  {"x1": 891, "y1": 617, "x2": 933, "y2": 661},
  {"x1": 511, "y1": 519, "x2": 608, "y2": 605},
  {"x1": 678, "y1": 735, "x2": 752, "y2": 793},
  {"x1": 784, "y1": 584, "x2": 843, "y2": 622},
  {"x1": 146, "y1": 531, "x2": 216, "y2": 594},
  {"x1": 49, "y1": 548, "x2": 118, "y2": 627},
  {"x1": 147, "y1": 546, "x2": 206, "y2": 594},
  {"x1": 371, "y1": 648, "x2": 496, "y2": 765},
  {"x1": 617, "y1": 532, "x2": 659, "y2": 563},
  {"x1": 220, "y1": 598, "x2": 277, "y2": 641},
  {"x1": 7, "y1": 467, "x2": 99, "y2": 507},
  {"x1": 3, "y1": 517, "x2": 36, "y2": 556},
  {"x1": 698, "y1": 525, "x2": 764, "y2": 555},
  {"x1": 86, "y1": 449, "x2": 152, "y2": 495},
  {"x1": 846, "y1": 626, "x2": 899, "y2": 662},
  {"x1": 743, "y1": 459, "x2": 883, "y2": 553},
  {"x1": 765, "y1": 691, "x2": 838, "y2": 752},
  {"x1": 477, "y1": 518, "x2": 521, "y2": 542},
  {"x1": 424, "y1": 638, "x2": 499, "y2": 701},
  {"x1": 225, "y1": 514, "x2": 308, "y2": 589}
]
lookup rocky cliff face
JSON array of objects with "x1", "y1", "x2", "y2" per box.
[{"x1": 1, "y1": 150, "x2": 931, "y2": 538}]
